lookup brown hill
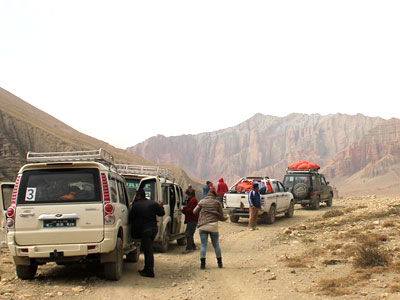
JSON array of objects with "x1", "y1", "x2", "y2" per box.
[
  {"x1": 127, "y1": 113, "x2": 400, "y2": 195},
  {"x1": 0, "y1": 88, "x2": 199, "y2": 190}
]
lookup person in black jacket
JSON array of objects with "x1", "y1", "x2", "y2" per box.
[{"x1": 129, "y1": 188, "x2": 165, "y2": 278}]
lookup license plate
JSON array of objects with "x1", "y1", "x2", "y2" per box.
[{"x1": 43, "y1": 219, "x2": 76, "y2": 228}]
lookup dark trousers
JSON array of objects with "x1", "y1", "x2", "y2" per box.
[
  {"x1": 185, "y1": 221, "x2": 197, "y2": 250},
  {"x1": 141, "y1": 227, "x2": 158, "y2": 272}
]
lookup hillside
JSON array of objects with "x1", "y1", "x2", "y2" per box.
[
  {"x1": 127, "y1": 113, "x2": 400, "y2": 195},
  {"x1": 0, "y1": 87, "x2": 199, "y2": 190}
]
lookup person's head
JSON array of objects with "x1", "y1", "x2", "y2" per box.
[
  {"x1": 219, "y1": 178, "x2": 224, "y2": 183},
  {"x1": 185, "y1": 189, "x2": 195, "y2": 199},
  {"x1": 206, "y1": 180, "x2": 211, "y2": 186},
  {"x1": 253, "y1": 183, "x2": 259, "y2": 192},
  {"x1": 135, "y1": 188, "x2": 146, "y2": 200},
  {"x1": 207, "y1": 189, "x2": 217, "y2": 198},
  {"x1": 188, "y1": 184, "x2": 192, "y2": 189}
]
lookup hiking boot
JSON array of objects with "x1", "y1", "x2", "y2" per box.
[
  {"x1": 200, "y1": 258, "x2": 206, "y2": 270},
  {"x1": 217, "y1": 257, "x2": 223, "y2": 268}
]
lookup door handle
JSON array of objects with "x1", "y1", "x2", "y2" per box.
[{"x1": 20, "y1": 212, "x2": 35, "y2": 217}]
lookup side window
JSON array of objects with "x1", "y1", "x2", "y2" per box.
[
  {"x1": 108, "y1": 178, "x2": 118, "y2": 203},
  {"x1": 117, "y1": 181, "x2": 127, "y2": 206},
  {"x1": 175, "y1": 186, "x2": 182, "y2": 208},
  {"x1": 320, "y1": 176, "x2": 327, "y2": 185},
  {"x1": 283, "y1": 176, "x2": 294, "y2": 186},
  {"x1": 1, "y1": 184, "x2": 14, "y2": 210},
  {"x1": 169, "y1": 185, "x2": 176, "y2": 207},
  {"x1": 278, "y1": 182, "x2": 285, "y2": 192},
  {"x1": 271, "y1": 181, "x2": 279, "y2": 193},
  {"x1": 312, "y1": 176, "x2": 319, "y2": 187},
  {"x1": 162, "y1": 184, "x2": 169, "y2": 205}
]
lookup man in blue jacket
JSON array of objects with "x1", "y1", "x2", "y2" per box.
[{"x1": 248, "y1": 183, "x2": 261, "y2": 231}]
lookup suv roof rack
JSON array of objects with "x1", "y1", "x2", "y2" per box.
[
  {"x1": 26, "y1": 149, "x2": 115, "y2": 166},
  {"x1": 115, "y1": 164, "x2": 173, "y2": 178},
  {"x1": 286, "y1": 168, "x2": 319, "y2": 174}
]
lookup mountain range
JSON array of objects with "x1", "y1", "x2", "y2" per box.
[
  {"x1": 127, "y1": 113, "x2": 400, "y2": 195},
  {"x1": 0, "y1": 87, "x2": 200, "y2": 190}
]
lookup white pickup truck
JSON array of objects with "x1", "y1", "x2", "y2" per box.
[{"x1": 223, "y1": 177, "x2": 294, "y2": 224}]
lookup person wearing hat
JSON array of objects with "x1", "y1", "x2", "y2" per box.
[
  {"x1": 248, "y1": 183, "x2": 261, "y2": 231},
  {"x1": 129, "y1": 188, "x2": 165, "y2": 278}
]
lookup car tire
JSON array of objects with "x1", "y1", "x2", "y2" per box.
[
  {"x1": 126, "y1": 247, "x2": 140, "y2": 263},
  {"x1": 300, "y1": 203, "x2": 308, "y2": 208},
  {"x1": 285, "y1": 201, "x2": 294, "y2": 218},
  {"x1": 16, "y1": 262, "x2": 37, "y2": 280},
  {"x1": 159, "y1": 226, "x2": 170, "y2": 253},
  {"x1": 265, "y1": 205, "x2": 276, "y2": 224},
  {"x1": 292, "y1": 183, "x2": 309, "y2": 199},
  {"x1": 326, "y1": 194, "x2": 333, "y2": 207},
  {"x1": 229, "y1": 215, "x2": 240, "y2": 223},
  {"x1": 104, "y1": 237, "x2": 123, "y2": 281},
  {"x1": 311, "y1": 195, "x2": 320, "y2": 210}
]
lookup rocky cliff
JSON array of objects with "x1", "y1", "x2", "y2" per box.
[
  {"x1": 0, "y1": 88, "x2": 199, "y2": 190},
  {"x1": 127, "y1": 113, "x2": 387, "y2": 186}
]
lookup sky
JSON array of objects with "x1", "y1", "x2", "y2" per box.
[{"x1": 1, "y1": 0, "x2": 399, "y2": 149}]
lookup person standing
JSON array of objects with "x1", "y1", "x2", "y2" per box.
[
  {"x1": 248, "y1": 183, "x2": 261, "y2": 231},
  {"x1": 202, "y1": 181, "x2": 211, "y2": 198},
  {"x1": 129, "y1": 188, "x2": 165, "y2": 278},
  {"x1": 194, "y1": 190, "x2": 227, "y2": 269},
  {"x1": 216, "y1": 178, "x2": 228, "y2": 205},
  {"x1": 181, "y1": 189, "x2": 199, "y2": 253}
]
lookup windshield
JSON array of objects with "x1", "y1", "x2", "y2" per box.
[{"x1": 17, "y1": 169, "x2": 101, "y2": 204}]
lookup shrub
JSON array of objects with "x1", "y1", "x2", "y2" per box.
[
  {"x1": 353, "y1": 244, "x2": 391, "y2": 268},
  {"x1": 322, "y1": 209, "x2": 344, "y2": 219}
]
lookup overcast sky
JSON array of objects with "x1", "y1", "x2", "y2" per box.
[{"x1": 1, "y1": 0, "x2": 399, "y2": 148}]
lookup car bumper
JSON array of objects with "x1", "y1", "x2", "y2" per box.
[{"x1": 7, "y1": 228, "x2": 117, "y2": 258}]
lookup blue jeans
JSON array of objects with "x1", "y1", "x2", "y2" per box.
[{"x1": 199, "y1": 230, "x2": 221, "y2": 259}]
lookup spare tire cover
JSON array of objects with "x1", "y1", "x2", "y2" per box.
[{"x1": 293, "y1": 183, "x2": 309, "y2": 199}]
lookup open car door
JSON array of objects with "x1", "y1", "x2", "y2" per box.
[{"x1": 1, "y1": 182, "x2": 14, "y2": 248}]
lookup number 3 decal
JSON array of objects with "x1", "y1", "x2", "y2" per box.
[{"x1": 25, "y1": 188, "x2": 37, "y2": 201}]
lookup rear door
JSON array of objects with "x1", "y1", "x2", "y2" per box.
[
  {"x1": 14, "y1": 168, "x2": 104, "y2": 246},
  {"x1": 1, "y1": 183, "x2": 14, "y2": 248}
]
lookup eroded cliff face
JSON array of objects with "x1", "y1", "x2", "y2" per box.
[
  {"x1": 127, "y1": 113, "x2": 386, "y2": 185},
  {"x1": 0, "y1": 88, "x2": 199, "y2": 191},
  {"x1": 323, "y1": 118, "x2": 400, "y2": 179}
]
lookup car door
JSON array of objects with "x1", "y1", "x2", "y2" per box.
[
  {"x1": 270, "y1": 181, "x2": 283, "y2": 211},
  {"x1": 116, "y1": 179, "x2": 129, "y2": 245},
  {"x1": 1, "y1": 183, "x2": 14, "y2": 248},
  {"x1": 319, "y1": 176, "x2": 329, "y2": 200},
  {"x1": 174, "y1": 185, "x2": 185, "y2": 234},
  {"x1": 277, "y1": 181, "x2": 290, "y2": 210}
]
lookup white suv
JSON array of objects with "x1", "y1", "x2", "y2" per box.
[{"x1": 5, "y1": 149, "x2": 140, "y2": 280}]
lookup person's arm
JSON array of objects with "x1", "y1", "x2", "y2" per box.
[
  {"x1": 217, "y1": 203, "x2": 228, "y2": 221},
  {"x1": 155, "y1": 202, "x2": 165, "y2": 217},
  {"x1": 193, "y1": 202, "x2": 202, "y2": 215},
  {"x1": 182, "y1": 198, "x2": 196, "y2": 215},
  {"x1": 248, "y1": 191, "x2": 254, "y2": 206}
]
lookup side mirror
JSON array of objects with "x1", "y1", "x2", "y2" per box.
[{"x1": 326, "y1": 182, "x2": 330, "y2": 185}]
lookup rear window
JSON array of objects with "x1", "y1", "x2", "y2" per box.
[
  {"x1": 126, "y1": 178, "x2": 141, "y2": 203},
  {"x1": 17, "y1": 168, "x2": 101, "y2": 204}
]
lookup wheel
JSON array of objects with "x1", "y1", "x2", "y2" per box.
[
  {"x1": 292, "y1": 183, "x2": 309, "y2": 199},
  {"x1": 16, "y1": 262, "x2": 38, "y2": 280},
  {"x1": 285, "y1": 201, "x2": 294, "y2": 218},
  {"x1": 265, "y1": 205, "x2": 276, "y2": 224},
  {"x1": 300, "y1": 203, "x2": 307, "y2": 208},
  {"x1": 311, "y1": 195, "x2": 320, "y2": 210},
  {"x1": 326, "y1": 194, "x2": 333, "y2": 207},
  {"x1": 126, "y1": 248, "x2": 140, "y2": 263},
  {"x1": 159, "y1": 226, "x2": 170, "y2": 253},
  {"x1": 104, "y1": 237, "x2": 123, "y2": 280},
  {"x1": 177, "y1": 237, "x2": 186, "y2": 246},
  {"x1": 229, "y1": 215, "x2": 240, "y2": 223}
]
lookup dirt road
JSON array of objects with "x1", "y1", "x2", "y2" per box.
[{"x1": 2, "y1": 196, "x2": 400, "y2": 300}]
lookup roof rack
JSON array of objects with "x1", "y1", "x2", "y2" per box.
[
  {"x1": 26, "y1": 149, "x2": 114, "y2": 166},
  {"x1": 115, "y1": 164, "x2": 173, "y2": 178},
  {"x1": 286, "y1": 168, "x2": 319, "y2": 174}
]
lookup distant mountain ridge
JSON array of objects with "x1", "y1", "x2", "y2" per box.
[
  {"x1": 127, "y1": 113, "x2": 400, "y2": 195},
  {"x1": 0, "y1": 87, "x2": 200, "y2": 190}
]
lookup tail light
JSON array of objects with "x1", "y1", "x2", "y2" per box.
[
  {"x1": 7, "y1": 175, "x2": 21, "y2": 229},
  {"x1": 101, "y1": 173, "x2": 115, "y2": 225}
]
